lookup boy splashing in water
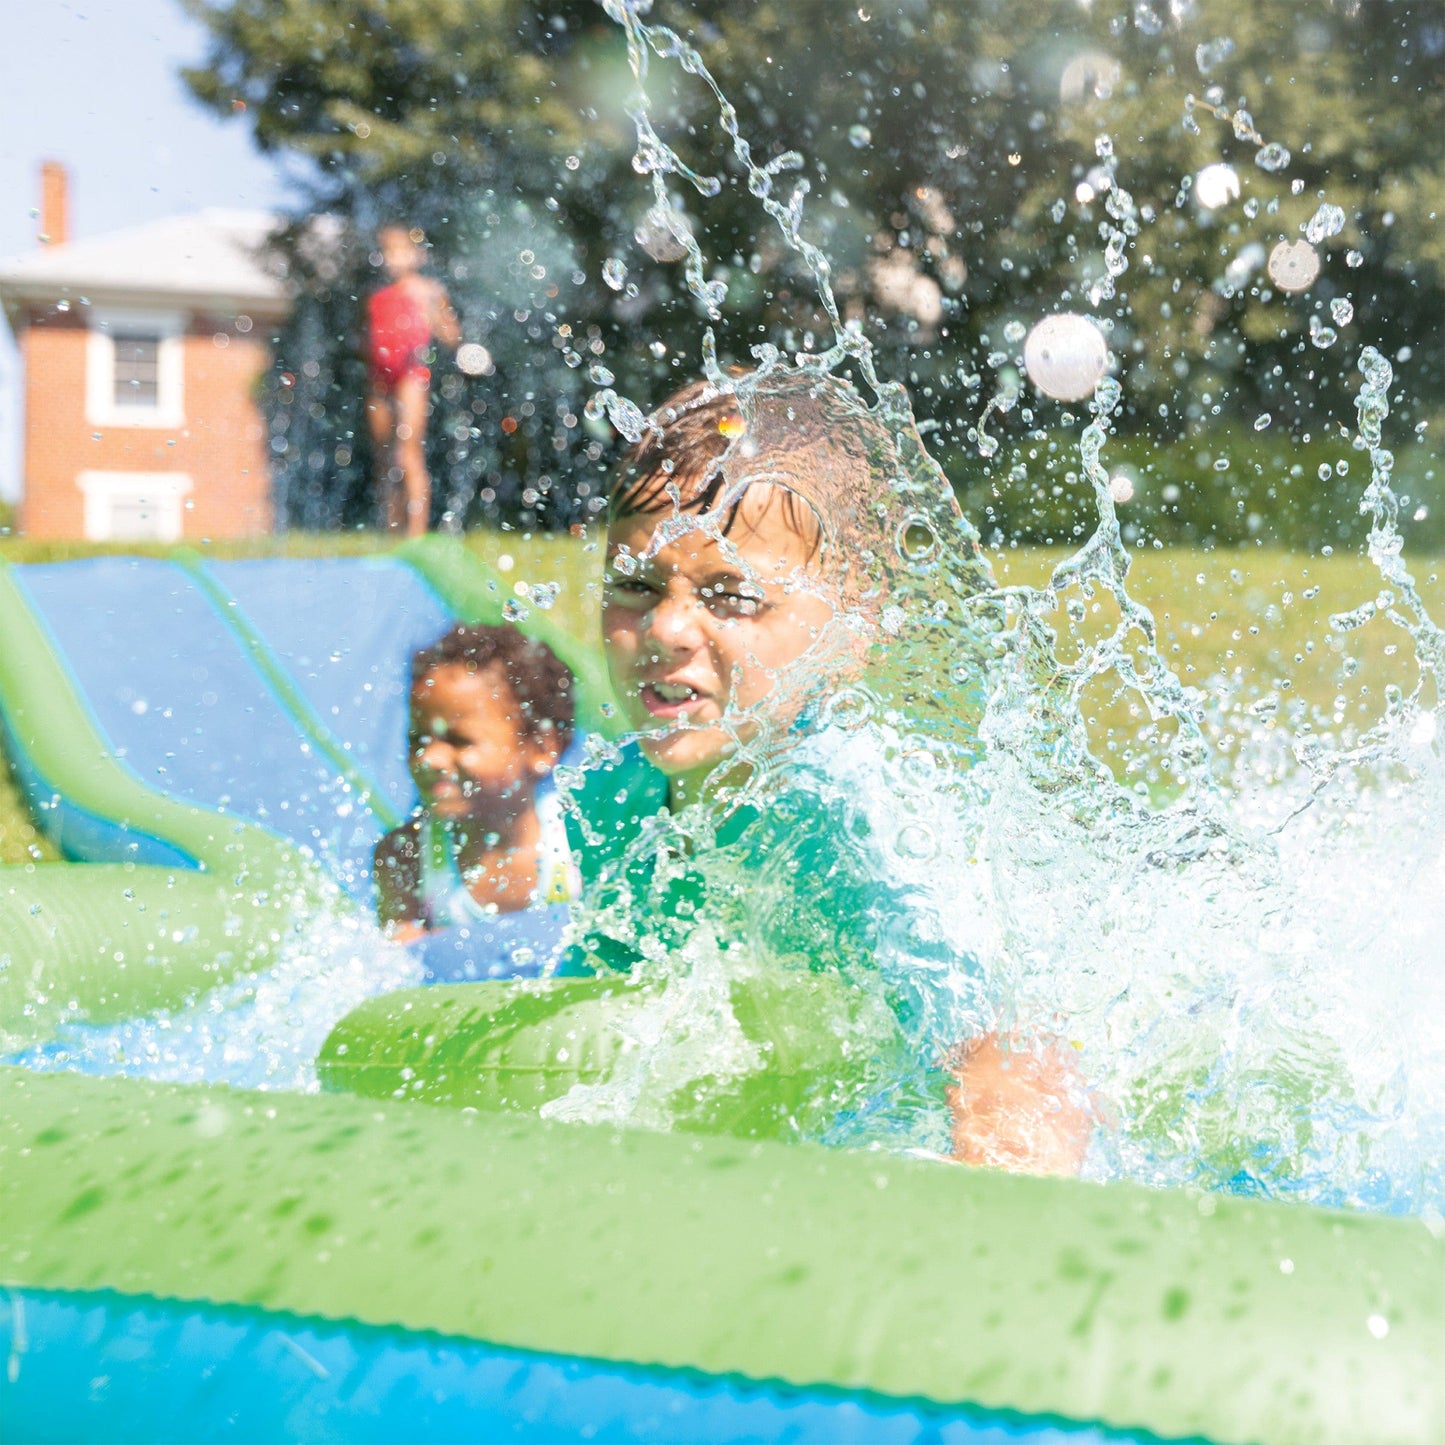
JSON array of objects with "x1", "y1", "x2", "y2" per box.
[
  {"x1": 365, "y1": 223, "x2": 461, "y2": 536},
  {"x1": 568, "y1": 366, "x2": 1091, "y2": 1175},
  {"x1": 375, "y1": 624, "x2": 576, "y2": 941}
]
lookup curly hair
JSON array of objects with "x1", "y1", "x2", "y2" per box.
[{"x1": 410, "y1": 623, "x2": 574, "y2": 749}]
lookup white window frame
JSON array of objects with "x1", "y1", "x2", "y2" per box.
[
  {"x1": 76, "y1": 470, "x2": 193, "y2": 542},
  {"x1": 86, "y1": 307, "x2": 186, "y2": 429}
]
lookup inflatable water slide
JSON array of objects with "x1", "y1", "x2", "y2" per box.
[{"x1": 0, "y1": 545, "x2": 1440, "y2": 1443}]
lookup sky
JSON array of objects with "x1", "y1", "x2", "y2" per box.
[{"x1": 0, "y1": 0, "x2": 299, "y2": 501}]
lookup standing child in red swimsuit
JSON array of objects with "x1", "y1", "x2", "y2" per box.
[{"x1": 365, "y1": 223, "x2": 461, "y2": 536}]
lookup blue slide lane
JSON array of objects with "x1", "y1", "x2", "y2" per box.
[
  {"x1": 0, "y1": 1289, "x2": 1138, "y2": 1445},
  {"x1": 13, "y1": 560, "x2": 379, "y2": 892},
  {"x1": 207, "y1": 557, "x2": 453, "y2": 821}
]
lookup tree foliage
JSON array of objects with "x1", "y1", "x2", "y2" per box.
[{"x1": 183, "y1": 0, "x2": 1442, "y2": 546}]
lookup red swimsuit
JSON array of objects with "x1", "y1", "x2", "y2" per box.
[{"x1": 367, "y1": 280, "x2": 433, "y2": 391}]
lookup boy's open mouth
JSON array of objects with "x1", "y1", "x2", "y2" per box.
[{"x1": 640, "y1": 681, "x2": 707, "y2": 718}]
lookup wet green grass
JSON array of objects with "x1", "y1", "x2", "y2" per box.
[{"x1": 2, "y1": 533, "x2": 1439, "y2": 862}]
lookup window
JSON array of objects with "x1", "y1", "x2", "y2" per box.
[
  {"x1": 77, "y1": 471, "x2": 193, "y2": 542},
  {"x1": 86, "y1": 309, "x2": 185, "y2": 428},
  {"x1": 112, "y1": 334, "x2": 161, "y2": 408}
]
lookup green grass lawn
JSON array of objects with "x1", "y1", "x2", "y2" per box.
[{"x1": 2, "y1": 531, "x2": 1439, "y2": 864}]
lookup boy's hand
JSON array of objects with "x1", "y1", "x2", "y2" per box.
[{"x1": 947, "y1": 1032, "x2": 1093, "y2": 1177}]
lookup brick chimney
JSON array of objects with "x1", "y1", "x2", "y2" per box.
[{"x1": 39, "y1": 161, "x2": 70, "y2": 247}]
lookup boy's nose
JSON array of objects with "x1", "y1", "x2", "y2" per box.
[
  {"x1": 419, "y1": 739, "x2": 455, "y2": 770},
  {"x1": 645, "y1": 590, "x2": 707, "y2": 650}
]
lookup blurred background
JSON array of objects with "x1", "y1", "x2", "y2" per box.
[{"x1": 1, "y1": 0, "x2": 1439, "y2": 547}]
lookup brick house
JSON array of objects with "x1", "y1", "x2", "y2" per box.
[{"x1": 0, "y1": 165, "x2": 287, "y2": 541}]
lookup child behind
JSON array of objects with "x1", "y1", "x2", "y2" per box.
[
  {"x1": 374, "y1": 624, "x2": 576, "y2": 941},
  {"x1": 364, "y1": 222, "x2": 462, "y2": 536}
]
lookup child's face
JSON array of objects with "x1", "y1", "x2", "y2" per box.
[
  {"x1": 378, "y1": 226, "x2": 423, "y2": 280},
  {"x1": 409, "y1": 662, "x2": 558, "y2": 820},
  {"x1": 602, "y1": 485, "x2": 837, "y2": 797}
]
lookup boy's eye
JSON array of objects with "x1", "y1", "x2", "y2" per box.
[
  {"x1": 604, "y1": 573, "x2": 658, "y2": 601},
  {"x1": 703, "y1": 583, "x2": 766, "y2": 618}
]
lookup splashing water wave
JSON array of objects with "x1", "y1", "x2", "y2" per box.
[
  {"x1": 21, "y1": 3, "x2": 1440, "y2": 1216},
  {"x1": 552, "y1": 1, "x2": 1445, "y2": 1213}
]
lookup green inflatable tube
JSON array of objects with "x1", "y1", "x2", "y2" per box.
[
  {"x1": 1, "y1": 1064, "x2": 1440, "y2": 1445},
  {"x1": 0, "y1": 863, "x2": 315, "y2": 1052},
  {"x1": 318, "y1": 972, "x2": 904, "y2": 1139}
]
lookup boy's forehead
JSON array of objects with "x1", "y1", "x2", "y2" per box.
[
  {"x1": 608, "y1": 486, "x2": 821, "y2": 569},
  {"x1": 411, "y1": 660, "x2": 510, "y2": 702}
]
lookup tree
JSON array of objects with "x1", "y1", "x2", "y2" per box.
[{"x1": 183, "y1": 0, "x2": 1442, "y2": 544}]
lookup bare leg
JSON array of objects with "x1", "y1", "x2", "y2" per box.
[
  {"x1": 394, "y1": 372, "x2": 434, "y2": 538},
  {"x1": 366, "y1": 389, "x2": 404, "y2": 531}
]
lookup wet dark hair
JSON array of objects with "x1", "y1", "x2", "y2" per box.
[
  {"x1": 410, "y1": 624, "x2": 575, "y2": 749},
  {"x1": 608, "y1": 373, "x2": 823, "y2": 558}
]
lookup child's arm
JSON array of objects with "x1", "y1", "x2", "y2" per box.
[
  {"x1": 428, "y1": 280, "x2": 462, "y2": 350},
  {"x1": 374, "y1": 821, "x2": 427, "y2": 942},
  {"x1": 947, "y1": 1032, "x2": 1093, "y2": 1176}
]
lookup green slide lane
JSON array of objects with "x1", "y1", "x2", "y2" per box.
[
  {"x1": 2, "y1": 1064, "x2": 1440, "y2": 1445},
  {"x1": 0, "y1": 563, "x2": 335, "y2": 1046},
  {"x1": 171, "y1": 547, "x2": 403, "y2": 834}
]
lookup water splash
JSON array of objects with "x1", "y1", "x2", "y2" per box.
[{"x1": 556, "y1": 0, "x2": 1445, "y2": 1212}]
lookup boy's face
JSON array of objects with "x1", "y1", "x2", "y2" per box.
[
  {"x1": 409, "y1": 662, "x2": 558, "y2": 821},
  {"x1": 602, "y1": 485, "x2": 837, "y2": 798}
]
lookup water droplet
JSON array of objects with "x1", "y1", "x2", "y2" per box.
[
  {"x1": 1330, "y1": 297, "x2": 1354, "y2": 326},
  {"x1": 601, "y1": 257, "x2": 628, "y2": 291},
  {"x1": 588, "y1": 361, "x2": 615, "y2": 386},
  {"x1": 1050, "y1": 198, "x2": 1067, "y2": 224},
  {"x1": 848, "y1": 124, "x2": 872, "y2": 149},
  {"x1": 896, "y1": 515, "x2": 939, "y2": 565},
  {"x1": 1003, "y1": 320, "x2": 1027, "y2": 343},
  {"x1": 1304, "y1": 203, "x2": 1345, "y2": 244},
  {"x1": 1309, "y1": 316, "x2": 1337, "y2": 349},
  {"x1": 1346, "y1": 249, "x2": 1364, "y2": 269},
  {"x1": 821, "y1": 686, "x2": 874, "y2": 731},
  {"x1": 1194, "y1": 36, "x2": 1235, "y2": 73},
  {"x1": 1254, "y1": 142, "x2": 1291, "y2": 173},
  {"x1": 1254, "y1": 413, "x2": 1272, "y2": 431},
  {"x1": 502, "y1": 599, "x2": 529, "y2": 622},
  {"x1": 603, "y1": 393, "x2": 648, "y2": 443},
  {"x1": 896, "y1": 822, "x2": 939, "y2": 862}
]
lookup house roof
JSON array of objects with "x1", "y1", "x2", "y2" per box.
[{"x1": 0, "y1": 209, "x2": 292, "y2": 323}]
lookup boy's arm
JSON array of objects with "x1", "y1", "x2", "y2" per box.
[
  {"x1": 374, "y1": 822, "x2": 426, "y2": 941},
  {"x1": 947, "y1": 1032, "x2": 1093, "y2": 1177}
]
